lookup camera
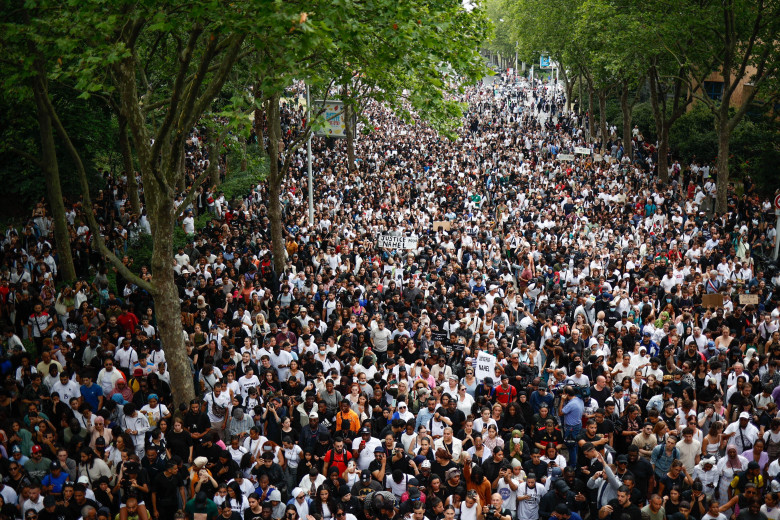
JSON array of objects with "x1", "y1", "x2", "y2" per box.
[{"x1": 488, "y1": 506, "x2": 497, "y2": 517}]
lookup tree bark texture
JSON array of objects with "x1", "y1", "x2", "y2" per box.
[
  {"x1": 119, "y1": 114, "x2": 141, "y2": 215},
  {"x1": 265, "y1": 93, "x2": 287, "y2": 283},
  {"x1": 598, "y1": 89, "x2": 608, "y2": 152},
  {"x1": 31, "y1": 75, "x2": 76, "y2": 282},
  {"x1": 620, "y1": 82, "x2": 632, "y2": 160}
]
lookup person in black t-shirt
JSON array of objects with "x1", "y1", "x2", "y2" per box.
[
  {"x1": 625, "y1": 446, "x2": 654, "y2": 502},
  {"x1": 243, "y1": 493, "x2": 264, "y2": 520},
  {"x1": 152, "y1": 461, "x2": 183, "y2": 520},
  {"x1": 522, "y1": 450, "x2": 549, "y2": 483},
  {"x1": 184, "y1": 400, "x2": 212, "y2": 446},
  {"x1": 598, "y1": 486, "x2": 642, "y2": 520}
]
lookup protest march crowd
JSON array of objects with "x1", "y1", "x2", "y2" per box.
[{"x1": 0, "y1": 70, "x2": 780, "y2": 520}]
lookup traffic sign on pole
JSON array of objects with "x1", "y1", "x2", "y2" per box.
[{"x1": 774, "y1": 193, "x2": 780, "y2": 210}]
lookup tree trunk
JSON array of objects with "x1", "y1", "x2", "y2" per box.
[
  {"x1": 32, "y1": 77, "x2": 76, "y2": 282},
  {"x1": 209, "y1": 139, "x2": 221, "y2": 187},
  {"x1": 146, "y1": 184, "x2": 195, "y2": 406},
  {"x1": 345, "y1": 103, "x2": 356, "y2": 171},
  {"x1": 657, "y1": 123, "x2": 670, "y2": 183},
  {"x1": 715, "y1": 118, "x2": 730, "y2": 214},
  {"x1": 620, "y1": 83, "x2": 633, "y2": 161},
  {"x1": 558, "y1": 66, "x2": 572, "y2": 114},
  {"x1": 119, "y1": 114, "x2": 141, "y2": 215},
  {"x1": 587, "y1": 83, "x2": 594, "y2": 141},
  {"x1": 598, "y1": 89, "x2": 608, "y2": 152},
  {"x1": 265, "y1": 93, "x2": 287, "y2": 284}
]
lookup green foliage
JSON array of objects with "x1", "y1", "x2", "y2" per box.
[
  {"x1": 0, "y1": 88, "x2": 113, "y2": 217},
  {"x1": 221, "y1": 144, "x2": 268, "y2": 202},
  {"x1": 669, "y1": 104, "x2": 780, "y2": 196},
  {"x1": 668, "y1": 104, "x2": 718, "y2": 165},
  {"x1": 194, "y1": 212, "x2": 213, "y2": 231}
]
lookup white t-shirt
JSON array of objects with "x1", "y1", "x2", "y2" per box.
[
  {"x1": 182, "y1": 216, "x2": 195, "y2": 234},
  {"x1": 204, "y1": 391, "x2": 231, "y2": 423}
]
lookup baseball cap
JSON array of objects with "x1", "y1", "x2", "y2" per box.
[
  {"x1": 43, "y1": 495, "x2": 57, "y2": 508},
  {"x1": 309, "y1": 411, "x2": 318, "y2": 419},
  {"x1": 421, "y1": 460, "x2": 431, "y2": 468},
  {"x1": 739, "y1": 411, "x2": 750, "y2": 420},
  {"x1": 268, "y1": 490, "x2": 282, "y2": 501},
  {"x1": 31, "y1": 445, "x2": 42, "y2": 454},
  {"x1": 446, "y1": 468, "x2": 461, "y2": 479},
  {"x1": 554, "y1": 480, "x2": 570, "y2": 493},
  {"x1": 360, "y1": 472, "x2": 371, "y2": 482},
  {"x1": 359, "y1": 428, "x2": 371, "y2": 435},
  {"x1": 374, "y1": 446, "x2": 385, "y2": 453},
  {"x1": 483, "y1": 377, "x2": 494, "y2": 386}
]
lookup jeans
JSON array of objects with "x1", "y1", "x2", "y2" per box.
[{"x1": 564, "y1": 424, "x2": 582, "y2": 466}]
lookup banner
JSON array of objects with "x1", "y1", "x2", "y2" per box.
[
  {"x1": 593, "y1": 154, "x2": 603, "y2": 162},
  {"x1": 539, "y1": 55, "x2": 551, "y2": 69},
  {"x1": 557, "y1": 153, "x2": 575, "y2": 161},
  {"x1": 574, "y1": 147, "x2": 592, "y2": 155},
  {"x1": 377, "y1": 234, "x2": 418, "y2": 250},
  {"x1": 475, "y1": 351, "x2": 497, "y2": 381},
  {"x1": 433, "y1": 221, "x2": 452, "y2": 231},
  {"x1": 702, "y1": 293, "x2": 724, "y2": 308},
  {"x1": 314, "y1": 100, "x2": 347, "y2": 138},
  {"x1": 739, "y1": 294, "x2": 759, "y2": 305}
]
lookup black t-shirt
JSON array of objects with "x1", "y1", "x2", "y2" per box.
[
  {"x1": 37, "y1": 506, "x2": 68, "y2": 520},
  {"x1": 625, "y1": 458, "x2": 654, "y2": 501},
  {"x1": 605, "y1": 499, "x2": 642, "y2": 520},
  {"x1": 167, "y1": 430, "x2": 194, "y2": 461},
  {"x1": 153, "y1": 471, "x2": 180, "y2": 507},
  {"x1": 590, "y1": 386, "x2": 611, "y2": 406},
  {"x1": 523, "y1": 460, "x2": 548, "y2": 479},
  {"x1": 184, "y1": 411, "x2": 211, "y2": 439},
  {"x1": 244, "y1": 507, "x2": 264, "y2": 520},
  {"x1": 595, "y1": 419, "x2": 615, "y2": 439}
]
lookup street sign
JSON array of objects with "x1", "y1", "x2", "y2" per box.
[
  {"x1": 774, "y1": 193, "x2": 780, "y2": 209},
  {"x1": 377, "y1": 234, "x2": 418, "y2": 250}
]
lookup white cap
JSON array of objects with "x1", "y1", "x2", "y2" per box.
[
  {"x1": 739, "y1": 411, "x2": 751, "y2": 420},
  {"x1": 309, "y1": 411, "x2": 318, "y2": 419}
]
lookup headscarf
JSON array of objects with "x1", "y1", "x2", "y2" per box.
[
  {"x1": 111, "y1": 380, "x2": 133, "y2": 402},
  {"x1": 290, "y1": 487, "x2": 309, "y2": 518},
  {"x1": 725, "y1": 444, "x2": 744, "y2": 469},
  {"x1": 508, "y1": 429, "x2": 524, "y2": 462},
  {"x1": 653, "y1": 311, "x2": 670, "y2": 329}
]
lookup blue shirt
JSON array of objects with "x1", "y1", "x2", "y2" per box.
[
  {"x1": 561, "y1": 396, "x2": 584, "y2": 427},
  {"x1": 530, "y1": 391, "x2": 554, "y2": 414},
  {"x1": 81, "y1": 383, "x2": 103, "y2": 412},
  {"x1": 41, "y1": 471, "x2": 69, "y2": 493}
]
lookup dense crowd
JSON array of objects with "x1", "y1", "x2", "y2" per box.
[{"x1": 0, "y1": 70, "x2": 779, "y2": 520}]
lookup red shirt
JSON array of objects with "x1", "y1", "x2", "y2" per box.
[{"x1": 116, "y1": 311, "x2": 139, "y2": 336}]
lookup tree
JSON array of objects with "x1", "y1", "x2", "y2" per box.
[
  {"x1": 0, "y1": 13, "x2": 76, "y2": 282},
  {"x1": 507, "y1": 0, "x2": 584, "y2": 114},
  {"x1": 252, "y1": 0, "x2": 489, "y2": 279},
  {"x1": 3, "y1": 0, "x2": 274, "y2": 406},
  {"x1": 687, "y1": 0, "x2": 780, "y2": 212}
]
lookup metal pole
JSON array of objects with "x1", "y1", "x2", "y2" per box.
[{"x1": 306, "y1": 84, "x2": 314, "y2": 227}]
